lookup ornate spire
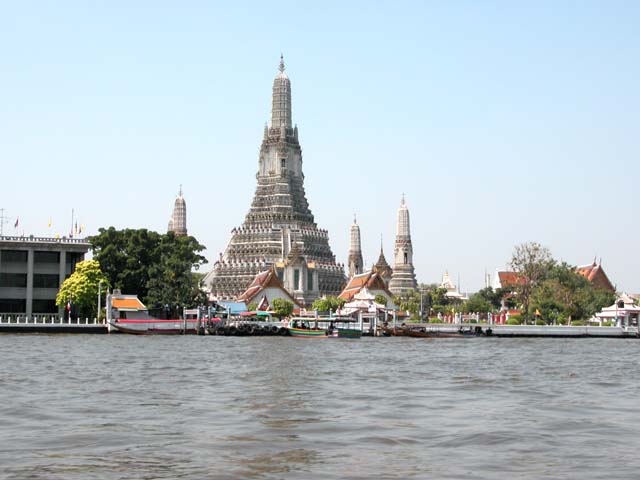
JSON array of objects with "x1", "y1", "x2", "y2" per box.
[
  {"x1": 168, "y1": 186, "x2": 187, "y2": 236},
  {"x1": 348, "y1": 215, "x2": 363, "y2": 277},
  {"x1": 389, "y1": 195, "x2": 417, "y2": 295},
  {"x1": 271, "y1": 54, "x2": 292, "y2": 130}
]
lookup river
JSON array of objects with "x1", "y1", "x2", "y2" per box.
[{"x1": 1, "y1": 335, "x2": 639, "y2": 479}]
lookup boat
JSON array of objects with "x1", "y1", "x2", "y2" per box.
[
  {"x1": 110, "y1": 318, "x2": 200, "y2": 335},
  {"x1": 287, "y1": 326, "x2": 329, "y2": 338},
  {"x1": 330, "y1": 327, "x2": 362, "y2": 338},
  {"x1": 106, "y1": 291, "x2": 203, "y2": 335}
]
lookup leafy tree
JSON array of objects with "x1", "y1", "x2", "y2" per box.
[
  {"x1": 90, "y1": 228, "x2": 207, "y2": 316},
  {"x1": 271, "y1": 298, "x2": 294, "y2": 318},
  {"x1": 510, "y1": 242, "x2": 553, "y2": 321},
  {"x1": 374, "y1": 294, "x2": 388, "y2": 306},
  {"x1": 145, "y1": 233, "x2": 207, "y2": 316},
  {"x1": 464, "y1": 293, "x2": 493, "y2": 314},
  {"x1": 393, "y1": 289, "x2": 421, "y2": 317},
  {"x1": 247, "y1": 302, "x2": 258, "y2": 311},
  {"x1": 312, "y1": 296, "x2": 345, "y2": 312},
  {"x1": 56, "y1": 260, "x2": 110, "y2": 318}
]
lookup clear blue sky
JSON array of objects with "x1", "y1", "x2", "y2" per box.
[{"x1": 2, "y1": 1, "x2": 638, "y2": 293}]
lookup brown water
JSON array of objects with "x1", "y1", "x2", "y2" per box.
[{"x1": 1, "y1": 335, "x2": 639, "y2": 479}]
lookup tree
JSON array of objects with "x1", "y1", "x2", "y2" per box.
[
  {"x1": 145, "y1": 233, "x2": 208, "y2": 316},
  {"x1": 374, "y1": 294, "x2": 388, "y2": 306},
  {"x1": 90, "y1": 228, "x2": 207, "y2": 316},
  {"x1": 56, "y1": 260, "x2": 110, "y2": 318},
  {"x1": 464, "y1": 293, "x2": 493, "y2": 314},
  {"x1": 393, "y1": 289, "x2": 421, "y2": 317},
  {"x1": 312, "y1": 296, "x2": 345, "y2": 313},
  {"x1": 271, "y1": 298, "x2": 294, "y2": 319},
  {"x1": 510, "y1": 242, "x2": 553, "y2": 321},
  {"x1": 247, "y1": 302, "x2": 258, "y2": 311}
]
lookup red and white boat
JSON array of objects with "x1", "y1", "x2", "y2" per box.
[{"x1": 106, "y1": 291, "x2": 201, "y2": 335}]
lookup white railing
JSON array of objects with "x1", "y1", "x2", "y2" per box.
[{"x1": 0, "y1": 315, "x2": 103, "y2": 325}]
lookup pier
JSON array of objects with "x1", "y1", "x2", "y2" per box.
[
  {"x1": 403, "y1": 323, "x2": 640, "y2": 338},
  {"x1": 0, "y1": 315, "x2": 108, "y2": 334}
]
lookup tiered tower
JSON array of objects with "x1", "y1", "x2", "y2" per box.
[
  {"x1": 204, "y1": 56, "x2": 345, "y2": 305},
  {"x1": 167, "y1": 186, "x2": 187, "y2": 236},
  {"x1": 347, "y1": 215, "x2": 363, "y2": 277},
  {"x1": 388, "y1": 195, "x2": 417, "y2": 295},
  {"x1": 372, "y1": 236, "x2": 393, "y2": 286}
]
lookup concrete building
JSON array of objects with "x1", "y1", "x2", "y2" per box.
[
  {"x1": 204, "y1": 56, "x2": 345, "y2": 304},
  {"x1": 388, "y1": 196, "x2": 418, "y2": 295},
  {"x1": 0, "y1": 236, "x2": 90, "y2": 316}
]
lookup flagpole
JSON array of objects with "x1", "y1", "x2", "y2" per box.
[{"x1": 70, "y1": 208, "x2": 74, "y2": 238}]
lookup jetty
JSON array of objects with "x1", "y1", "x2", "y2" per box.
[
  {"x1": 0, "y1": 316, "x2": 108, "y2": 334},
  {"x1": 401, "y1": 323, "x2": 640, "y2": 338}
]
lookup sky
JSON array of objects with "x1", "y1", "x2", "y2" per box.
[{"x1": 1, "y1": 1, "x2": 639, "y2": 294}]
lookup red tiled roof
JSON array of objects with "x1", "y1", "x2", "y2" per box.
[
  {"x1": 576, "y1": 262, "x2": 615, "y2": 292},
  {"x1": 497, "y1": 271, "x2": 525, "y2": 288},
  {"x1": 339, "y1": 270, "x2": 392, "y2": 301},
  {"x1": 236, "y1": 268, "x2": 302, "y2": 307}
]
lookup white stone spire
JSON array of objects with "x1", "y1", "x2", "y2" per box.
[
  {"x1": 271, "y1": 54, "x2": 292, "y2": 130},
  {"x1": 168, "y1": 185, "x2": 187, "y2": 236},
  {"x1": 389, "y1": 195, "x2": 417, "y2": 295},
  {"x1": 348, "y1": 214, "x2": 363, "y2": 277}
]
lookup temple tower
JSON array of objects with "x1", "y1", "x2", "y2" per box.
[
  {"x1": 388, "y1": 195, "x2": 417, "y2": 295},
  {"x1": 167, "y1": 186, "x2": 187, "y2": 236},
  {"x1": 372, "y1": 235, "x2": 393, "y2": 286},
  {"x1": 204, "y1": 56, "x2": 345, "y2": 305},
  {"x1": 348, "y1": 215, "x2": 364, "y2": 277}
]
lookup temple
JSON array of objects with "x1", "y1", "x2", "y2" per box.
[
  {"x1": 347, "y1": 215, "x2": 363, "y2": 277},
  {"x1": 204, "y1": 56, "x2": 345, "y2": 305},
  {"x1": 388, "y1": 195, "x2": 418, "y2": 295},
  {"x1": 372, "y1": 236, "x2": 393, "y2": 286},
  {"x1": 167, "y1": 186, "x2": 187, "y2": 236}
]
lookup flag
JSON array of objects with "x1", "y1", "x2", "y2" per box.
[
  {"x1": 80, "y1": 224, "x2": 85, "y2": 234},
  {"x1": 47, "y1": 218, "x2": 52, "y2": 228},
  {"x1": 66, "y1": 301, "x2": 71, "y2": 312},
  {"x1": 14, "y1": 217, "x2": 18, "y2": 228}
]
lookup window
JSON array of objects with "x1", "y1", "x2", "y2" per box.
[
  {"x1": 294, "y1": 269, "x2": 300, "y2": 290},
  {"x1": 0, "y1": 299, "x2": 26, "y2": 313},
  {"x1": 404, "y1": 252, "x2": 408, "y2": 264},
  {"x1": 32, "y1": 299, "x2": 57, "y2": 313},
  {"x1": 281, "y1": 158, "x2": 286, "y2": 169},
  {"x1": 307, "y1": 271, "x2": 314, "y2": 291},
  {"x1": 34, "y1": 251, "x2": 60, "y2": 264},
  {"x1": 66, "y1": 252, "x2": 84, "y2": 266},
  {"x1": 0, "y1": 273, "x2": 27, "y2": 288},
  {"x1": 1, "y1": 250, "x2": 27, "y2": 263},
  {"x1": 33, "y1": 274, "x2": 59, "y2": 289}
]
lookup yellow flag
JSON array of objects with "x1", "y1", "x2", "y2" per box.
[{"x1": 47, "y1": 218, "x2": 52, "y2": 228}]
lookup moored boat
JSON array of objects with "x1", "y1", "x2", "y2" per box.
[{"x1": 287, "y1": 327, "x2": 329, "y2": 338}]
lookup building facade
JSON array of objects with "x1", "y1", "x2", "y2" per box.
[
  {"x1": 204, "y1": 57, "x2": 345, "y2": 305},
  {"x1": 0, "y1": 236, "x2": 90, "y2": 316},
  {"x1": 388, "y1": 196, "x2": 418, "y2": 295}
]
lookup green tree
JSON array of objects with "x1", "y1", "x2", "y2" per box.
[
  {"x1": 510, "y1": 242, "x2": 553, "y2": 322},
  {"x1": 247, "y1": 302, "x2": 258, "y2": 311},
  {"x1": 393, "y1": 289, "x2": 421, "y2": 317},
  {"x1": 374, "y1": 294, "x2": 388, "y2": 306},
  {"x1": 464, "y1": 292, "x2": 493, "y2": 314},
  {"x1": 90, "y1": 228, "x2": 207, "y2": 316},
  {"x1": 56, "y1": 260, "x2": 110, "y2": 318},
  {"x1": 271, "y1": 298, "x2": 294, "y2": 318},
  {"x1": 312, "y1": 296, "x2": 345, "y2": 313}
]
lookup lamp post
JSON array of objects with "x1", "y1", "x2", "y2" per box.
[{"x1": 97, "y1": 281, "x2": 103, "y2": 323}]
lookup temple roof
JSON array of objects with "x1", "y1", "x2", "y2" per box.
[
  {"x1": 339, "y1": 270, "x2": 393, "y2": 301},
  {"x1": 236, "y1": 268, "x2": 302, "y2": 307}
]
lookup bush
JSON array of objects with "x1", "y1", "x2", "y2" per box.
[
  {"x1": 429, "y1": 318, "x2": 443, "y2": 323},
  {"x1": 535, "y1": 319, "x2": 546, "y2": 326},
  {"x1": 571, "y1": 320, "x2": 585, "y2": 326},
  {"x1": 506, "y1": 316, "x2": 523, "y2": 325}
]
